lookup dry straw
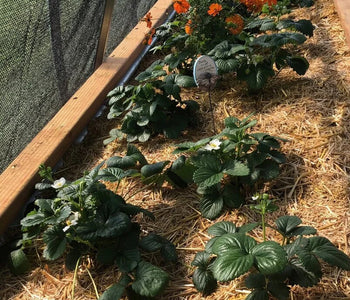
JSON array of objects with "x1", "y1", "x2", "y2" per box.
[{"x1": 1, "y1": 0, "x2": 350, "y2": 299}]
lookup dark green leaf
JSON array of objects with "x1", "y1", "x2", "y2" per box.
[
  {"x1": 205, "y1": 237, "x2": 218, "y2": 253},
  {"x1": 141, "y1": 161, "x2": 170, "y2": 178},
  {"x1": 212, "y1": 233, "x2": 257, "y2": 255},
  {"x1": 65, "y1": 248, "x2": 81, "y2": 271},
  {"x1": 212, "y1": 249, "x2": 254, "y2": 281},
  {"x1": 288, "y1": 257, "x2": 321, "y2": 286},
  {"x1": 215, "y1": 58, "x2": 239, "y2": 74},
  {"x1": 193, "y1": 268, "x2": 217, "y2": 295},
  {"x1": 174, "y1": 75, "x2": 196, "y2": 87},
  {"x1": 21, "y1": 213, "x2": 46, "y2": 227},
  {"x1": 99, "y1": 274, "x2": 132, "y2": 300},
  {"x1": 200, "y1": 191, "x2": 224, "y2": 220},
  {"x1": 307, "y1": 237, "x2": 350, "y2": 270},
  {"x1": 250, "y1": 33, "x2": 307, "y2": 48},
  {"x1": 257, "y1": 160, "x2": 280, "y2": 180},
  {"x1": 8, "y1": 249, "x2": 30, "y2": 275},
  {"x1": 106, "y1": 156, "x2": 137, "y2": 168},
  {"x1": 277, "y1": 19, "x2": 314, "y2": 37},
  {"x1": 222, "y1": 183, "x2": 245, "y2": 208},
  {"x1": 140, "y1": 233, "x2": 163, "y2": 252},
  {"x1": 192, "y1": 251, "x2": 212, "y2": 268},
  {"x1": 267, "y1": 150, "x2": 286, "y2": 164},
  {"x1": 286, "y1": 56, "x2": 309, "y2": 75},
  {"x1": 275, "y1": 215, "x2": 302, "y2": 235},
  {"x1": 224, "y1": 161, "x2": 250, "y2": 177},
  {"x1": 238, "y1": 223, "x2": 259, "y2": 234},
  {"x1": 267, "y1": 281, "x2": 290, "y2": 300},
  {"x1": 97, "y1": 246, "x2": 118, "y2": 265},
  {"x1": 160, "y1": 242, "x2": 178, "y2": 263},
  {"x1": 126, "y1": 144, "x2": 148, "y2": 165},
  {"x1": 208, "y1": 221, "x2": 238, "y2": 237},
  {"x1": 245, "y1": 273, "x2": 266, "y2": 289},
  {"x1": 43, "y1": 227, "x2": 67, "y2": 260},
  {"x1": 194, "y1": 166, "x2": 223, "y2": 187},
  {"x1": 132, "y1": 261, "x2": 169, "y2": 297},
  {"x1": 251, "y1": 241, "x2": 287, "y2": 275},
  {"x1": 115, "y1": 248, "x2": 140, "y2": 272},
  {"x1": 290, "y1": 226, "x2": 317, "y2": 237},
  {"x1": 97, "y1": 212, "x2": 131, "y2": 238}
]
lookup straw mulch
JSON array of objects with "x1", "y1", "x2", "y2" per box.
[{"x1": 1, "y1": 0, "x2": 350, "y2": 299}]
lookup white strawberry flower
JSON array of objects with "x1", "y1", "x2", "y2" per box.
[
  {"x1": 63, "y1": 212, "x2": 80, "y2": 232},
  {"x1": 51, "y1": 177, "x2": 66, "y2": 189},
  {"x1": 204, "y1": 139, "x2": 222, "y2": 151},
  {"x1": 252, "y1": 195, "x2": 259, "y2": 201}
]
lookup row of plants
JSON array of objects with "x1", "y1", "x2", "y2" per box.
[
  {"x1": 105, "y1": 0, "x2": 314, "y2": 144},
  {"x1": 7, "y1": 116, "x2": 350, "y2": 299},
  {"x1": 5, "y1": 0, "x2": 350, "y2": 299}
]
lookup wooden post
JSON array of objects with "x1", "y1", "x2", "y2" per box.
[{"x1": 95, "y1": 0, "x2": 116, "y2": 69}]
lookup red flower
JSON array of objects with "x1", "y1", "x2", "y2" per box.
[
  {"x1": 185, "y1": 19, "x2": 193, "y2": 35},
  {"x1": 225, "y1": 14, "x2": 244, "y2": 35},
  {"x1": 173, "y1": 0, "x2": 190, "y2": 14},
  {"x1": 208, "y1": 3, "x2": 222, "y2": 16},
  {"x1": 143, "y1": 12, "x2": 152, "y2": 28}
]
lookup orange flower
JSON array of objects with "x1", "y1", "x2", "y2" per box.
[
  {"x1": 185, "y1": 19, "x2": 193, "y2": 35},
  {"x1": 267, "y1": 0, "x2": 277, "y2": 6},
  {"x1": 208, "y1": 3, "x2": 222, "y2": 16},
  {"x1": 239, "y1": 0, "x2": 277, "y2": 12},
  {"x1": 143, "y1": 12, "x2": 152, "y2": 28},
  {"x1": 173, "y1": 0, "x2": 190, "y2": 14},
  {"x1": 239, "y1": 0, "x2": 262, "y2": 12},
  {"x1": 143, "y1": 28, "x2": 156, "y2": 45},
  {"x1": 225, "y1": 14, "x2": 244, "y2": 35}
]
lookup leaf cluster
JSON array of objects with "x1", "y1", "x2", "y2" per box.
[
  {"x1": 192, "y1": 217, "x2": 350, "y2": 299},
  {"x1": 105, "y1": 61, "x2": 198, "y2": 144},
  {"x1": 11, "y1": 157, "x2": 177, "y2": 299},
  {"x1": 173, "y1": 115, "x2": 286, "y2": 219}
]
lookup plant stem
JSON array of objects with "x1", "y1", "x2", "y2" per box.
[
  {"x1": 86, "y1": 266, "x2": 99, "y2": 299},
  {"x1": 72, "y1": 256, "x2": 81, "y2": 300},
  {"x1": 262, "y1": 212, "x2": 266, "y2": 242}
]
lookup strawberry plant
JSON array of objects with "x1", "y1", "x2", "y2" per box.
[
  {"x1": 173, "y1": 115, "x2": 286, "y2": 219},
  {"x1": 105, "y1": 60, "x2": 198, "y2": 144},
  {"x1": 9, "y1": 160, "x2": 176, "y2": 299},
  {"x1": 192, "y1": 193, "x2": 350, "y2": 299}
]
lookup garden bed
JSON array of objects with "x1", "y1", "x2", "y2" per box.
[{"x1": 1, "y1": 0, "x2": 350, "y2": 299}]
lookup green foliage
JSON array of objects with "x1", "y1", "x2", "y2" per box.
[
  {"x1": 192, "y1": 194, "x2": 350, "y2": 299},
  {"x1": 152, "y1": 0, "x2": 314, "y2": 91},
  {"x1": 10, "y1": 162, "x2": 176, "y2": 299},
  {"x1": 174, "y1": 115, "x2": 286, "y2": 219},
  {"x1": 105, "y1": 63, "x2": 199, "y2": 144}
]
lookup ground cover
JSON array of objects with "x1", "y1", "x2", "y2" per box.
[{"x1": 1, "y1": 0, "x2": 350, "y2": 299}]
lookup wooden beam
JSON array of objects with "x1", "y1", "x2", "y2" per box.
[
  {"x1": 333, "y1": 0, "x2": 350, "y2": 47},
  {"x1": 0, "y1": 0, "x2": 173, "y2": 234}
]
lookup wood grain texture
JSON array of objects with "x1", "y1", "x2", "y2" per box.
[
  {"x1": 333, "y1": 0, "x2": 350, "y2": 46},
  {"x1": 0, "y1": 0, "x2": 173, "y2": 233}
]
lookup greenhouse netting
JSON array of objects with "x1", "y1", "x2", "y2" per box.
[{"x1": 0, "y1": 0, "x2": 156, "y2": 173}]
